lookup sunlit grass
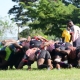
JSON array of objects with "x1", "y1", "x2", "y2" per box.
[{"x1": 0, "y1": 62, "x2": 80, "y2": 80}]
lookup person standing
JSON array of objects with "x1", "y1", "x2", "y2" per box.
[
  {"x1": 62, "y1": 26, "x2": 72, "y2": 44},
  {"x1": 67, "y1": 20, "x2": 80, "y2": 47}
]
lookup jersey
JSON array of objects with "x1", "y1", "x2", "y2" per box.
[
  {"x1": 47, "y1": 44, "x2": 55, "y2": 52},
  {"x1": 71, "y1": 25, "x2": 80, "y2": 42},
  {"x1": 5, "y1": 44, "x2": 15, "y2": 61},
  {"x1": 62, "y1": 30, "x2": 71, "y2": 42},
  {"x1": 26, "y1": 48, "x2": 40, "y2": 61},
  {"x1": 21, "y1": 41, "x2": 30, "y2": 48}
]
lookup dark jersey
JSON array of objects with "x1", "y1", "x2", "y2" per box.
[
  {"x1": 73, "y1": 36, "x2": 80, "y2": 47},
  {"x1": 30, "y1": 40, "x2": 44, "y2": 49}
]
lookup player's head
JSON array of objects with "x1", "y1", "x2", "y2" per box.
[{"x1": 67, "y1": 20, "x2": 73, "y2": 27}]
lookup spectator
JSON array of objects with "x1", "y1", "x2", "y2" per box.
[
  {"x1": 67, "y1": 20, "x2": 80, "y2": 47},
  {"x1": 62, "y1": 26, "x2": 72, "y2": 44}
]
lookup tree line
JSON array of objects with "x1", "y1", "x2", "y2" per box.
[{"x1": 8, "y1": 0, "x2": 80, "y2": 38}]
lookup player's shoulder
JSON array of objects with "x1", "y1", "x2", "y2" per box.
[{"x1": 74, "y1": 25, "x2": 79, "y2": 28}]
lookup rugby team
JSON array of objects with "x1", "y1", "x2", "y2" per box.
[{"x1": 0, "y1": 20, "x2": 80, "y2": 70}]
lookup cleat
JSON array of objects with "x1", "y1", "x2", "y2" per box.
[
  {"x1": 48, "y1": 65, "x2": 53, "y2": 70},
  {"x1": 56, "y1": 64, "x2": 60, "y2": 70},
  {"x1": 27, "y1": 66, "x2": 31, "y2": 71},
  {"x1": 68, "y1": 64, "x2": 72, "y2": 69}
]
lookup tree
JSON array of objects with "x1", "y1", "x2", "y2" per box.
[
  {"x1": 61, "y1": 0, "x2": 80, "y2": 8},
  {"x1": 0, "y1": 16, "x2": 17, "y2": 40},
  {"x1": 8, "y1": 0, "x2": 80, "y2": 37},
  {"x1": 60, "y1": 0, "x2": 80, "y2": 27},
  {"x1": 8, "y1": 0, "x2": 80, "y2": 25},
  {"x1": 8, "y1": 0, "x2": 38, "y2": 25},
  {"x1": 23, "y1": 0, "x2": 77, "y2": 37},
  {"x1": 20, "y1": 28, "x2": 57, "y2": 40}
]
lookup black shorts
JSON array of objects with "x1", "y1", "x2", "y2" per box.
[
  {"x1": 55, "y1": 52, "x2": 66, "y2": 58},
  {"x1": 50, "y1": 49, "x2": 55, "y2": 57},
  {"x1": 38, "y1": 50, "x2": 51, "y2": 60}
]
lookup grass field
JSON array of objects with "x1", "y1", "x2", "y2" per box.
[{"x1": 0, "y1": 62, "x2": 80, "y2": 80}]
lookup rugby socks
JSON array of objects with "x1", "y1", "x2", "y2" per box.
[
  {"x1": 38, "y1": 64, "x2": 50, "y2": 69},
  {"x1": 72, "y1": 64, "x2": 77, "y2": 67},
  {"x1": 56, "y1": 64, "x2": 60, "y2": 70},
  {"x1": 60, "y1": 62, "x2": 72, "y2": 68},
  {"x1": 27, "y1": 61, "x2": 34, "y2": 66}
]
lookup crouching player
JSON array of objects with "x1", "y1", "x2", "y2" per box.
[
  {"x1": 36, "y1": 50, "x2": 53, "y2": 70},
  {"x1": 54, "y1": 45, "x2": 80, "y2": 69},
  {"x1": 17, "y1": 48, "x2": 53, "y2": 70}
]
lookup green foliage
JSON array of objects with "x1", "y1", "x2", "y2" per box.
[
  {"x1": 0, "y1": 17, "x2": 14, "y2": 36},
  {"x1": 25, "y1": 0, "x2": 77, "y2": 37},
  {"x1": 20, "y1": 28, "x2": 56, "y2": 40},
  {"x1": 8, "y1": 0, "x2": 38, "y2": 25},
  {"x1": 20, "y1": 28, "x2": 48, "y2": 38},
  {"x1": 61, "y1": 0, "x2": 80, "y2": 8},
  {"x1": 9, "y1": 0, "x2": 80, "y2": 38},
  {"x1": 20, "y1": 28, "x2": 30, "y2": 38}
]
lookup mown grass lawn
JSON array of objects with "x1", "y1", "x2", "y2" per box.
[{"x1": 0, "y1": 62, "x2": 80, "y2": 80}]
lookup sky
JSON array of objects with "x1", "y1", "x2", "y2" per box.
[
  {"x1": 0, "y1": 0, "x2": 18, "y2": 18},
  {"x1": 0, "y1": 0, "x2": 71, "y2": 18},
  {"x1": 0, "y1": 0, "x2": 29, "y2": 40}
]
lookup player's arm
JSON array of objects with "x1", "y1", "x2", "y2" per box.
[
  {"x1": 4, "y1": 42, "x2": 15, "y2": 47},
  {"x1": 13, "y1": 42, "x2": 23, "y2": 49},
  {"x1": 37, "y1": 35, "x2": 48, "y2": 42},
  {"x1": 18, "y1": 38, "x2": 27, "y2": 42},
  {"x1": 69, "y1": 32, "x2": 73, "y2": 42},
  {"x1": 62, "y1": 37, "x2": 65, "y2": 43},
  {"x1": 55, "y1": 48, "x2": 70, "y2": 55}
]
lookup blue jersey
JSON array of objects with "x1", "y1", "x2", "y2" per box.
[
  {"x1": 0, "y1": 42, "x2": 3, "y2": 50},
  {"x1": 19, "y1": 41, "x2": 23, "y2": 45}
]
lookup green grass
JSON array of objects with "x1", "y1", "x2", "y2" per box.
[{"x1": 0, "y1": 62, "x2": 80, "y2": 80}]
